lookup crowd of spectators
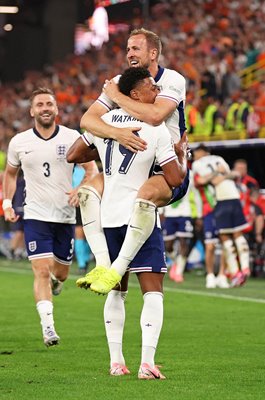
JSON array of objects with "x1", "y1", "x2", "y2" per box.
[
  {"x1": 1, "y1": 0, "x2": 265, "y2": 154},
  {"x1": 0, "y1": 0, "x2": 264, "y2": 274}
]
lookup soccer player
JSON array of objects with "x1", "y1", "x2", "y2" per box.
[
  {"x1": 192, "y1": 146, "x2": 229, "y2": 289},
  {"x1": 74, "y1": 28, "x2": 190, "y2": 288},
  {"x1": 192, "y1": 145, "x2": 250, "y2": 287},
  {"x1": 162, "y1": 171, "x2": 202, "y2": 283},
  {"x1": 67, "y1": 67, "x2": 188, "y2": 379},
  {"x1": 2, "y1": 88, "x2": 97, "y2": 347}
]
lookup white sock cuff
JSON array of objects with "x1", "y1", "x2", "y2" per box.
[
  {"x1": 108, "y1": 289, "x2": 128, "y2": 301},
  {"x1": 223, "y1": 239, "x2": 234, "y2": 248},
  {"x1": 120, "y1": 291, "x2": 128, "y2": 302},
  {"x1": 143, "y1": 291, "x2": 164, "y2": 300},
  {"x1": 78, "y1": 185, "x2": 102, "y2": 201},
  {"x1": 36, "y1": 300, "x2": 53, "y2": 312},
  {"x1": 235, "y1": 235, "x2": 248, "y2": 246},
  {"x1": 135, "y1": 198, "x2": 156, "y2": 210}
]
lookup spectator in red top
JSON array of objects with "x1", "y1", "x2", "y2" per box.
[
  {"x1": 233, "y1": 159, "x2": 259, "y2": 191},
  {"x1": 233, "y1": 159, "x2": 260, "y2": 234}
]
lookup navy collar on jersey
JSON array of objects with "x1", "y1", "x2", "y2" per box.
[
  {"x1": 33, "y1": 125, "x2": 59, "y2": 141},
  {"x1": 154, "y1": 66, "x2": 164, "y2": 83}
]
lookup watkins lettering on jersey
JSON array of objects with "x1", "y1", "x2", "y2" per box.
[
  {"x1": 111, "y1": 114, "x2": 140, "y2": 123},
  {"x1": 82, "y1": 108, "x2": 177, "y2": 227}
]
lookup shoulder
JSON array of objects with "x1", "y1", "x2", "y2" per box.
[
  {"x1": 58, "y1": 125, "x2": 79, "y2": 134},
  {"x1": 9, "y1": 128, "x2": 33, "y2": 144},
  {"x1": 113, "y1": 74, "x2": 121, "y2": 84},
  {"x1": 163, "y1": 67, "x2": 186, "y2": 84},
  {"x1": 59, "y1": 125, "x2": 81, "y2": 138}
]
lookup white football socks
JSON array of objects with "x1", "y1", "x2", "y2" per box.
[
  {"x1": 235, "y1": 235, "x2": 250, "y2": 271},
  {"x1": 104, "y1": 290, "x2": 128, "y2": 366},
  {"x1": 36, "y1": 300, "x2": 55, "y2": 334},
  {"x1": 111, "y1": 199, "x2": 156, "y2": 276},
  {"x1": 78, "y1": 186, "x2": 111, "y2": 268},
  {"x1": 175, "y1": 254, "x2": 187, "y2": 275},
  {"x1": 140, "y1": 292, "x2": 164, "y2": 368},
  {"x1": 223, "y1": 239, "x2": 239, "y2": 275}
]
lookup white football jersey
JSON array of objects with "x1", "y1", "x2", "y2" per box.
[
  {"x1": 82, "y1": 109, "x2": 177, "y2": 227},
  {"x1": 192, "y1": 155, "x2": 240, "y2": 201},
  {"x1": 7, "y1": 125, "x2": 81, "y2": 223},
  {"x1": 97, "y1": 66, "x2": 186, "y2": 143}
]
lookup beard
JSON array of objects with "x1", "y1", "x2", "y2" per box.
[{"x1": 35, "y1": 113, "x2": 56, "y2": 128}]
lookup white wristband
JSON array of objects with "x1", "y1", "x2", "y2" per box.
[{"x1": 2, "y1": 199, "x2": 12, "y2": 210}]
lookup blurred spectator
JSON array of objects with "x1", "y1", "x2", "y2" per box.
[
  {"x1": 254, "y1": 82, "x2": 265, "y2": 127},
  {"x1": 233, "y1": 158, "x2": 260, "y2": 191},
  {"x1": 247, "y1": 187, "x2": 265, "y2": 277},
  {"x1": 72, "y1": 164, "x2": 94, "y2": 274},
  {"x1": 0, "y1": 0, "x2": 265, "y2": 152},
  {"x1": 9, "y1": 172, "x2": 27, "y2": 260}
]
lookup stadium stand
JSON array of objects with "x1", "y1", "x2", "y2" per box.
[{"x1": 0, "y1": 0, "x2": 264, "y2": 275}]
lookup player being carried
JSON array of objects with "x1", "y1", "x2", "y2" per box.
[
  {"x1": 70, "y1": 28, "x2": 190, "y2": 294},
  {"x1": 67, "y1": 66, "x2": 187, "y2": 379}
]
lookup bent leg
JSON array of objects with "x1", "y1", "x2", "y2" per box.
[
  {"x1": 234, "y1": 232, "x2": 250, "y2": 274},
  {"x1": 78, "y1": 172, "x2": 111, "y2": 268},
  {"x1": 137, "y1": 175, "x2": 172, "y2": 207},
  {"x1": 108, "y1": 175, "x2": 171, "y2": 277}
]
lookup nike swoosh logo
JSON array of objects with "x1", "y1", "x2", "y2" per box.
[
  {"x1": 129, "y1": 225, "x2": 142, "y2": 231},
  {"x1": 83, "y1": 220, "x2": 96, "y2": 227},
  {"x1": 25, "y1": 151, "x2": 33, "y2": 154}
]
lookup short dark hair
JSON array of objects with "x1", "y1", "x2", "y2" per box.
[
  {"x1": 193, "y1": 143, "x2": 211, "y2": 154},
  {"x1": 30, "y1": 87, "x2": 56, "y2": 105},
  {"x1": 118, "y1": 67, "x2": 152, "y2": 97}
]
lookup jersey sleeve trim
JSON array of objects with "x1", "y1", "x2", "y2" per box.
[
  {"x1": 81, "y1": 133, "x2": 92, "y2": 147},
  {"x1": 7, "y1": 160, "x2": 20, "y2": 168},
  {"x1": 96, "y1": 98, "x2": 112, "y2": 111},
  {"x1": 159, "y1": 154, "x2": 177, "y2": 166},
  {"x1": 157, "y1": 94, "x2": 179, "y2": 104}
]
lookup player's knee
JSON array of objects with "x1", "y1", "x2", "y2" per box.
[
  {"x1": 90, "y1": 173, "x2": 104, "y2": 195},
  {"x1": 137, "y1": 185, "x2": 171, "y2": 206},
  {"x1": 32, "y1": 264, "x2": 50, "y2": 280}
]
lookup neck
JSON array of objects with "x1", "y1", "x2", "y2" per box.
[
  {"x1": 149, "y1": 63, "x2": 159, "y2": 78},
  {"x1": 35, "y1": 122, "x2": 56, "y2": 139}
]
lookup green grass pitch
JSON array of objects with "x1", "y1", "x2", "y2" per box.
[{"x1": 0, "y1": 259, "x2": 265, "y2": 400}]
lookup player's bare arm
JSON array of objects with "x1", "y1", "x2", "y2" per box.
[
  {"x1": 194, "y1": 171, "x2": 221, "y2": 187},
  {"x1": 103, "y1": 79, "x2": 176, "y2": 126},
  {"x1": 174, "y1": 132, "x2": 188, "y2": 170},
  {"x1": 67, "y1": 161, "x2": 99, "y2": 207},
  {"x1": 80, "y1": 101, "x2": 147, "y2": 153},
  {"x1": 161, "y1": 159, "x2": 186, "y2": 188},
  {"x1": 66, "y1": 136, "x2": 99, "y2": 164},
  {"x1": 2, "y1": 164, "x2": 20, "y2": 223}
]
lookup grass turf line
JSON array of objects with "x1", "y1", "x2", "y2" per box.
[{"x1": 0, "y1": 261, "x2": 265, "y2": 399}]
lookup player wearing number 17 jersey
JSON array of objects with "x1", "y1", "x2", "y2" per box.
[
  {"x1": 82, "y1": 109, "x2": 178, "y2": 229},
  {"x1": 3, "y1": 88, "x2": 97, "y2": 347},
  {"x1": 67, "y1": 67, "x2": 187, "y2": 378}
]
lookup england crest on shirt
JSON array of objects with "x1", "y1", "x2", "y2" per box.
[{"x1": 56, "y1": 144, "x2": 67, "y2": 160}]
